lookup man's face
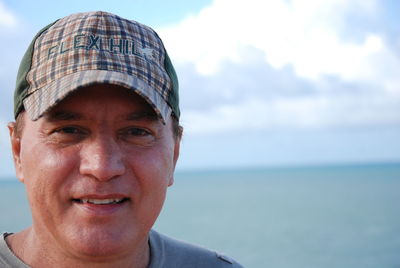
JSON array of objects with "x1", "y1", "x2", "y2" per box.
[{"x1": 10, "y1": 84, "x2": 180, "y2": 259}]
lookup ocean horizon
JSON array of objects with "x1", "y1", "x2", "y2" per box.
[{"x1": 1, "y1": 162, "x2": 399, "y2": 268}]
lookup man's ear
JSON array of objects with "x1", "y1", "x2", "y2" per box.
[
  {"x1": 8, "y1": 122, "x2": 24, "y2": 183},
  {"x1": 168, "y1": 129, "x2": 182, "y2": 187}
]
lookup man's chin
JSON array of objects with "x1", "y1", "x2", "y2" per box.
[{"x1": 62, "y1": 225, "x2": 139, "y2": 258}]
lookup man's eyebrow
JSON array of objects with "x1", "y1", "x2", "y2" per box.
[
  {"x1": 125, "y1": 111, "x2": 159, "y2": 121},
  {"x1": 44, "y1": 111, "x2": 84, "y2": 122}
]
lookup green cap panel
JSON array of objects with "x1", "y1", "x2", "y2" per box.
[
  {"x1": 14, "y1": 20, "x2": 58, "y2": 119},
  {"x1": 165, "y1": 51, "x2": 180, "y2": 119}
]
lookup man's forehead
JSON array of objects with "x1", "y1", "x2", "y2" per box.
[
  {"x1": 44, "y1": 110, "x2": 159, "y2": 122},
  {"x1": 40, "y1": 84, "x2": 160, "y2": 122}
]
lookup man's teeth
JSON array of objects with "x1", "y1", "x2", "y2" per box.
[{"x1": 80, "y1": 198, "x2": 124, "y2": 205}]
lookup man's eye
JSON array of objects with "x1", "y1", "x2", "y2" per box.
[
  {"x1": 126, "y1": 128, "x2": 150, "y2": 136},
  {"x1": 120, "y1": 127, "x2": 156, "y2": 145},
  {"x1": 48, "y1": 126, "x2": 87, "y2": 145},
  {"x1": 56, "y1": 127, "x2": 83, "y2": 134}
]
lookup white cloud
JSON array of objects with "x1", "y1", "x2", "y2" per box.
[
  {"x1": 182, "y1": 94, "x2": 400, "y2": 135},
  {"x1": 159, "y1": 0, "x2": 399, "y2": 94},
  {"x1": 0, "y1": 1, "x2": 17, "y2": 28},
  {"x1": 157, "y1": 0, "x2": 400, "y2": 136}
]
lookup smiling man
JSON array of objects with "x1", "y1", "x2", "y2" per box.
[{"x1": 1, "y1": 11, "x2": 243, "y2": 268}]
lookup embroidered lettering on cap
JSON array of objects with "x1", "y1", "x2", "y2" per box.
[
  {"x1": 87, "y1": 34, "x2": 100, "y2": 50},
  {"x1": 47, "y1": 34, "x2": 156, "y2": 61}
]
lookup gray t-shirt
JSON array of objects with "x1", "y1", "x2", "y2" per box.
[{"x1": 0, "y1": 230, "x2": 244, "y2": 267}]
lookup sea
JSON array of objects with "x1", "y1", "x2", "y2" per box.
[{"x1": 0, "y1": 163, "x2": 399, "y2": 268}]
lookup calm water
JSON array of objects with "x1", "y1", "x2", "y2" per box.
[{"x1": 1, "y1": 163, "x2": 399, "y2": 268}]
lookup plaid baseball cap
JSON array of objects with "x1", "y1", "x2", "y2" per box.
[{"x1": 14, "y1": 11, "x2": 179, "y2": 123}]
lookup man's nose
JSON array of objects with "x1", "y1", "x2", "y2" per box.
[{"x1": 79, "y1": 135, "x2": 126, "y2": 181}]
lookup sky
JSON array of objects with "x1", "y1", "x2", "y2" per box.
[{"x1": 0, "y1": 0, "x2": 399, "y2": 178}]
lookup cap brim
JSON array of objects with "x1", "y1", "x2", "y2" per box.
[{"x1": 23, "y1": 70, "x2": 171, "y2": 124}]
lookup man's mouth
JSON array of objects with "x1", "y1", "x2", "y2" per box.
[{"x1": 72, "y1": 198, "x2": 129, "y2": 205}]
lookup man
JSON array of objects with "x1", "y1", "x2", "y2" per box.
[{"x1": 1, "y1": 11, "x2": 243, "y2": 268}]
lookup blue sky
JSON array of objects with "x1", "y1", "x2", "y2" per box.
[{"x1": 1, "y1": 0, "x2": 399, "y2": 178}]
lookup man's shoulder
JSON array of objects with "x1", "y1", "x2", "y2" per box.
[
  {"x1": 0, "y1": 233, "x2": 30, "y2": 268},
  {"x1": 149, "y1": 230, "x2": 244, "y2": 268}
]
